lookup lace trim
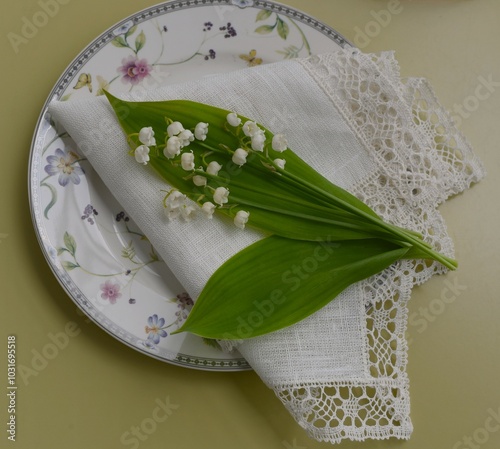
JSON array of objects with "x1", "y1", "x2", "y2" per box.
[{"x1": 265, "y1": 49, "x2": 485, "y2": 443}]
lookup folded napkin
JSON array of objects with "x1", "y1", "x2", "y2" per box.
[{"x1": 48, "y1": 49, "x2": 484, "y2": 443}]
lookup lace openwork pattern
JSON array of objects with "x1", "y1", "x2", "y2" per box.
[{"x1": 268, "y1": 50, "x2": 485, "y2": 443}]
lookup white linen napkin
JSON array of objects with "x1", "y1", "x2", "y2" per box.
[{"x1": 48, "y1": 49, "x2": 484, "y2": 444}]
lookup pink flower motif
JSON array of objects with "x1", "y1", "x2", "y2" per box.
[
  {"x1": 118, "y1": 56, "x2": 152, "y2": 85},
  {"x1": 100, "y1": 280, "x2": 122, "y2": 304}
]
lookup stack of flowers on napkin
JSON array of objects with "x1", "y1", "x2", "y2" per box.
[{"x1": 48, "y1": 48, "x2": 484, "y2": 444}]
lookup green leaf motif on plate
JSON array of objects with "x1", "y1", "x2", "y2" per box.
[
  {"x1": 63, "y1": 231, "x2": 77, "y2": 257},
  {"x1": 255, "y1": 9, "x2": 272, "y2": 22},
  {"x1": 254, "y1": 24, "x2": 275, "y2": 34},
  {"x1": 135, "y1": 31, "x2": 146, "y2": 53},
  {"x1": 276, "y1": 17, "x2": 289, "y2": 40},
  {"x1": 61, "y1": 261, "x2": 79, "y2": 271},
  {"x1": 111, "y1": 36, "x2": 128, "y2": 48}
]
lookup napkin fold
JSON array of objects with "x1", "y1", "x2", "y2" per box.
[{"x1": 48, "y1": 49, "x2": 484, "y2": 444}]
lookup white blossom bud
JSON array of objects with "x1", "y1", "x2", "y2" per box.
[
  {"x1": 232, "y1": 148, "x2": 248, "y2": 167},
  {"x1": 226, "y1": 112, "x2": 241, "y2": 127},
  {"x1": 206, "y1": 161, "x2": 222, "y2": 176},
  {"x1": 273, "y1": 158, "x2": 286, "y2": 170},
  {"x1": 180, "y1": 204, "x2": 196, "y2": 222},
  {"x1": 272, "y1": 133, "x2": 288, "y2": 152},
  {"x1": 213, "y1": 187, "x2": 229, "y2": 205},
  {"x1": 181, "y1": 152, "x2": 195, "y2": 171},
  {"x1": 201, "y1": 201, "x2": 216, "y2": 219},
  {"x1": 164, "y1": 136, "x2": 181, "y2": 159},
  {"x1": 251, "y1": 131, "x2": 266, "y2": 152},
  {"x1": 178, "y1": 129, "x2": 194, "y2": 147},
  {"x1": 242, "y1": 120, "x2": 260, "y2": 137},
  {"x1": 194, "y1": 122, "x2": 209, "y2": 140},
  {"x1": 193, "y1": 174, "x2": 207, "y2": 187},
  {"x1": 134, "y1": 145, "x2": 150, "y2": 165},
  {"x1": 138, "y1": 127, "x2": 156, "y2": 146},
  {"x1": 167, "y1": 121, "x2": 184, "y2": 137},
  {"x1": 234, "y1": 210, "x2": 250, "y2": 229}
]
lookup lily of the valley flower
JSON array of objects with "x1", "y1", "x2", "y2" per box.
[
  {"x1": 139, "y1": 126, "x2": 156, "y2": 146},
  {"x1": 272, "y1": 133, "x2": 288, "y2": 152},
  {"x1": 167, "y1": 121, "x2": 184, "y2": 137},
  {"x1": 164, "y1": 190, "x2": 189, "y2": 221},
  {"x1": 134, "y1": 145, "x2": 150, "y2": 165},
  {"x1": 167, "y1": 191, "x2": 186, "y2": 208},
  {"x1": 232, "y1": 148, "x2": 248, "y2": 166},
  {"x1": 251, "y1": 131, "x2": 266, "y2": 152},
  {"x1": 181, "y1": 152, "x2": 195, "y2": 171},
  {"x1": 234, "y1": 210, "x2": 250, "y2": 229},
  {"x1": 201, "y1": 201, "x2": 216, "y2": 219},
  {"x1": 164, "y1": 136, "x2": 181, "y2": 159},
  {"x1": 206, "y1": 161, "x2": 222, "y2": 176},
  {"x1": 226, "y1": 112, "x2": 241, "y2": 127},
  {"x1": 180, "y1": 204, "x2": 196, "y2": 221},
  {"x1": 193, "y1": 170, "x2": 207, "y2": 187},
  {"x1": 242, "y1": 120, "x2": 260, "y2": 137},
  {"x1": 178, "y1": 129, "x2": 194, "y2": 147},
  {"x1": 213, "y1": 187, "x2": 229, "y2": 205},
  {"x1": 273, "y1": 158, "x2": 286, "y2": 170},
  {"x1": 194, "y1": 122, "x2": 209, "y2": 141}
]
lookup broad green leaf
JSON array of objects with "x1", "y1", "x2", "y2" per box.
[
  {"x1": 174, "y1": 237, "x2": 409, "y2": 339},
  {"x1": 63, "y1": 232, "x2": 77, "y2": 257},
  {"x1": 255, "y1": 24, "x2": 275, "y2": 34},
  {"x1": 104, "y1": 93, "x2": 457, "y2": 269},
  {"x1": 276, "y1": 17, "x2": 289, "y2": 40},
  {"x1": 256, "y1": 9, "x2": 272, "y2": 21},
  {"x1": 135, "y1": 31, "x2": 146, "y2": 53},
  {"x1": 61, "y1": 261, "x2": 79, "y2": 271},
  {"x1": 111, "y1": 36, "x2": 128, "y2": 48}
]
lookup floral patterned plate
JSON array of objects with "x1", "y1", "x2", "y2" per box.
[{"x1": 29, "y1": 0, "x2": 350, "y2": 371}]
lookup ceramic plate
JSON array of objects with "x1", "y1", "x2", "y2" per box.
[{"x1": 29, "y1": 0, "x2": 350, "y2": 371}]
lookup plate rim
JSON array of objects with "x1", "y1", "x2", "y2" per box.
[{"x1": 28, "y1": 0, "x2": 351, "y2": 372}]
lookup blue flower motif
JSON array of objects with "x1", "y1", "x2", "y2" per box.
[
  {"x1": 145, "y1": 314, "x2": 168, "y2": 344},
  {"x1": 44, "y1": 148, "x2": 84, "y2": 186}
]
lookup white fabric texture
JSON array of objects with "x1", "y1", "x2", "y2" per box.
[{"x1": 48, "y1": 49, "x2": 484, "y2": 444}]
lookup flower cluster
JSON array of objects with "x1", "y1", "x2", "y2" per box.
[{"x1": 129, "y1": 107, "x2": 293, "y2": 231}]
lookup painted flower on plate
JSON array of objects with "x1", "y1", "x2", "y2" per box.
[
  {"x1": 118, "y1": 56, "x2": 152, "y2": 85},
  {"x1": 145, "y1": 314, "x2": 168, "y2": 344},
  {"x1": 100, "y1": 280, "x2": 122, "y2": 304},
  {"x1": 175, "y1": 292, "x2": 194, "y2": 323},
  {"x1": 44, "y1": 148, "x2": 84, "y2": 186}
]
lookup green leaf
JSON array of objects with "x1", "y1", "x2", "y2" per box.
[
  {"x1": 61, "y1": 261, "x2": 79, "y2": 271},
  {"x1": 276, "y1": 17, "x2": 289, "y2": 40},
  {"x1": 126, "y1": 25, "x2": 137, "y2": 38},
  {"x1": 254, "y1": 24, "x2": 275, "y2": 34},
  {"x1": 104, "y1": 92, "x2": 458, "y2": 270},
  {"x1": 174, "y1": 237, "x2": 409, "y2": 339},
  {"x1": 63, "y1": 232, "x2": 77, "y2": 257},
  {"x1": 256, "y1": 9, "x2": 272, "y2": 21},
  {"x1": 111, "y1": 36, "x2": 128, "y2": 48},
  {"x1": 60, "y1": 93, "x2": 72, "y2": 102},
  {"x1": 135, "y1": 31, "x2": 146, "y2": 53}
]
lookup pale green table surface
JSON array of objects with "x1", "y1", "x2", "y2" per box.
[{"x1": 1, "y1": 0, "x2": 499, "y2": 448}]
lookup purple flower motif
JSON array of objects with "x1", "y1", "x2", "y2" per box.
[
  {"x1": 44, "y1": 148, "x2": 84, "y2": 186},
  {"x1": 81, "y1": 204, "x2": 98, "y2": 225},
  {"x1": 100, "y1": 280, "x2": 122, "y2": 304},
  {"x1": 175, "y1": 292, "x2": 194, "y2": 323},
  {"x1": 145, "y1": 314, "x2": 168, "y2": 344},
  {"x1": 118, "y1": 56, "x2": 152, "y2": 85}
]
